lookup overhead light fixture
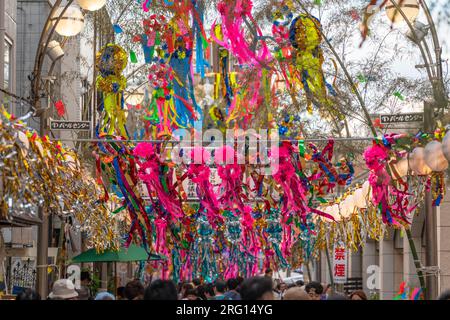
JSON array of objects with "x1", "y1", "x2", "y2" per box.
[
  {"x1": 125, "y1": 87, "x2": 145, "y2": 106},
  {"x1": 386, "y1": 0, "x2": 420, "y2": 24},
  {"x1": 76, "y1": 0, "x2": 107, "y2": 11},
  {"x1": 51, "y1": 5, "x2": 85, "y2": 37}
]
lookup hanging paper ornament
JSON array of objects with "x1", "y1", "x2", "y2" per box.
[
  {"x1": 130, "y1": 50, "x2": 138, "y2": 63},
  {"x1": 350, "y1": 9, "x2": 360, "y2": 21},
  {"x1": 95, "y1": 43, "x2": 129, "y2": 138},
  {"x1": 54, "y1": 100, "x2": 66, "y2": 117},
  {"x1": 393, "y1": 91, "x2": 405, "y2": 101},
  {"x1": 373, "y1": 118, "x2": 384, "y2": 129},
  {"x1": 113, "y1": 24, "x2": 123, "y2": 34},
  {"x1": 289, "y1": 14, "x2": 335, "y2": 114}
]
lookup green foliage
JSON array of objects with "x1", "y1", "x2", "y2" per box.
[
  {"x1": 369, "y1": 291, "x2": 380, "y2": 300},
  {"x1": 81, "y1": 267, "x2": 101, "y2": 296}
]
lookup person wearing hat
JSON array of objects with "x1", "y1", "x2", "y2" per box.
[
  {"x1": 48, "y1": 279, "x2": 79, "y2": 300},
  {"x1": 94, "y1": 292, "x2": 115, "y2": 300}
]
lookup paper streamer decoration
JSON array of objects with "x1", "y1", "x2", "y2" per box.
[{"x1": 95, "y1": 44, "x2": 129, "y2": 138}]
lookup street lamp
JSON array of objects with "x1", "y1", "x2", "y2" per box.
[
  {"x1": 77, "y1": 0, "x2": 107, "y2": 11},
  {"x1": 31, "y1": 0, "x2": 90, "y2": 299},
  {"x1": 51, "y1": 5, "x2": 85, "y2": 37},
  {"x1": 387, "y1": 1, "x2": 448, "y2": 300},
  {"x1": 386, "y1": 0, "x2": 420, "y2": 23}
]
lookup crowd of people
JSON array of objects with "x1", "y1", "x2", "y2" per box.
[{"x1": 14, "y1": 268, "x2": 450, "y2": 301}]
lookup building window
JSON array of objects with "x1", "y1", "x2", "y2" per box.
[{"x1": 4, "y1": 38, "x2": 12, "y2": 90}]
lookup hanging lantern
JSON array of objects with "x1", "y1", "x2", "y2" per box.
[
  {"x1": 125, "y1": 87, "x2": 145, "y2": 106},
  {"x1": 441, "y1": 132, "x2": 450, "y2": 161},
  {"x1": 51, "y1": 5, "x2": 85, "y2": 37},
  {"x1": 340, "y1": 196, "x2": 355, "y2": 219},
  {"x1": 362, "y1": 181, "x2": 371, "y2": 197},
  {"x1": 424, "y1": 141, "x2": 449, "y2": 172},
  {"x1": 77, "y1": 0, "x2": 107, "y2": 11},
  {"x1": 409, "y1": 147, "x2": 432, "y2": 175},
  {"x1": 330, "y1": 204, "x2": 341, "y2": 222},
  {"x1": 354, "y1": 188, "x2": 367, "y2": 209},
  {"x1": 386, "y1": 0, "x2": 420, "y2": 24},
  {"x1": 321, "y1": 207, "x2": 332, "y2": 222},
  {"x1": 391, "y1": 158, "x2": 409, "y2": 179}
]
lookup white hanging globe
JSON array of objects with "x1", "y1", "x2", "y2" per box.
[
  {"x1": 409, "y1": 147, "x2": 432, "y2": 175},
  {"x1": 441, "y1": 132, "x2": 450, "y2": 162},
  {"x1": 52, "y1": 5, "x2": 85, "y2": 37},
  {"x1": 77, "y1": 0, "x2": 107, "y2": 11},
  {"x1": 391, "y1": 158, "x2": 409, "y2": 179},
  {"x1": 354, "y1": 188, "x2": 367, "y2": 209},
  {"x1": 385, "y1": 0, "x2": 420, "y2": 24},
  {"x1": 424, "y1": 141, "x2": 448, "y2": 172}
]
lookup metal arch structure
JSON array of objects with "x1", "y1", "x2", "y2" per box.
[{"x1": 390, "y1": 0, "x2": 447, "y2": 111}]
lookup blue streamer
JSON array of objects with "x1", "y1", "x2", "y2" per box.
[{"x1": 113, "y1": 24, "x2": 123, "y2": 34}]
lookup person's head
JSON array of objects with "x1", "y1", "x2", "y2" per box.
[
  {"x1": 350, "y1": 290, "x2": 367, "y2": 300},
  {"x1": 273, "y1": 278, "x2": 281, "y2": 289},
  {"x1": 180, "y1": 282, "x2": 194, "y2": 297},
  {"x1": 204, "y1": 283, "x2": 215, "y2": 298},
  {"x1": 305, "y1": 282, "x2": 324, "y2": 300},
  {"x1": 327, "y1": 292, "x2": 349, "y2": 300},
  {"x1": 16, "y1": 288, "x2": 41, "y2": 300},
  {"x1": 144, "y1": 280, "x2": 178, "y2": 300},
  {"x1": 214, "y1": 280, "x2": 227, "y2": 295},
  {"x1": 295, "y1": 280, "x2": 304, "y2": 287},
  {"x1": 124, "y1": 280, "x2": 145, "y2": 300},
  {"x1": 95, "y1": 292, "x2": 115, "y2": 300},
  {"x1": 75, "y1": 285, "x2": 90, "y2": 300},
  {"x1": 227, "y1": 278, "x2": 239, "y2": 291},
  {"x1": 282, "y1": 287, "x2": 311, "y2": 300},
  {"x1": 265, "y1": 268, "x2": 273, "y2": 278},
  {"x1": 192, "y1": 278, "x2": 202, "y2": 287},
  {"x1": 116, "y1": 286, "x2": 125, "y2": 299},
  {"x1": 438, "y1": 290, "x2": 450, "y2": 300},
  {"x1": 80, "y1": 271, "x2": 91, "y2": 285},
  {"x1": 196, "y1": 285, "x2": 207, "y2": 300},
  {"x1": 48, "y1": 279, "x2": 79, "y2": 300},
  {"x1": 240, "y1": 276, "x2": 274, "y2": 300},
  {"x1": 184, "y1": 288, "x2": 199, "y2": 300},
  {"x1": 277, "y1": 282, "x2": 287, "y2": 292}
]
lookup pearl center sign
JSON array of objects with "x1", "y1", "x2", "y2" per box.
[
  {"x1": 50, "y1": 120, "x2": 91, "y2": 131},
  {"x1": 379, "y1": 113, "x2": 423, "y2": 124}
]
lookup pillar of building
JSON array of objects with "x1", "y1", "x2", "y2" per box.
[
  {"x1": 348, "y1": 248, "x2": 362, "y2": 279},
  {"x1": 379, "y1": 232, "x2": 403, "y2": 300},
  {"x1": 437, "y1": 196, "x2": 450, "y2": 296},
  {"x1": 362, "y1": 240, "x2": 378, "y2": 294}
]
